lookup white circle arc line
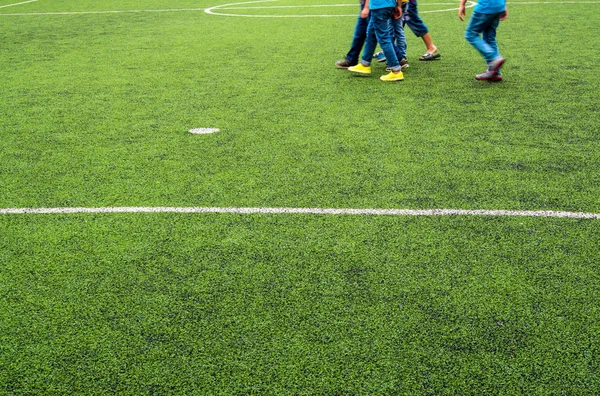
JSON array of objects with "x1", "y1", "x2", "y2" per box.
[
  {"x1": 204, "y1": 0, "x2": 476, "y2": 17},
  {"x1": 1, "y1": 206, "x2": 599, "y2": 219}
]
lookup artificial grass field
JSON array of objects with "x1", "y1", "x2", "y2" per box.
[{"x1": 1, "y1": 0, "x2": 599, "y2": 393}]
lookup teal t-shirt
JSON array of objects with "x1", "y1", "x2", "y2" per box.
[
  {"x1": 474, "y1": 0, "x2": 506, "y2": 14},
  {"x1": 369, "y1": 0, "x2": 397, "y2": 10}
]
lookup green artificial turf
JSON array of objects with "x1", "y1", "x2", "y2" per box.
[
  {"x1": 1, "y1": 214, "x2": 599, "y2": 394},
  {"x1": 1, "y1": 0, "x2": 599, "y2": 393}
]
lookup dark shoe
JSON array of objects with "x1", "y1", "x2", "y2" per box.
[
  {"x1": 335, "y1": 59, "x2": 355, "y2": 69},
  {"x1": 419, "y1": 52, "x2": 441, "y2": 61},
  {"x1": 386, "y1": 59, "x2": 409, "y2": 72},
  {"x1": 475, "y1": 69, "x2": 502, "y2": 81}
]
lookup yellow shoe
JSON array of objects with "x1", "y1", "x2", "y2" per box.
[
  {"x1": 380, "y1": 71, "x2": 404, "y2": 81},
  {"x1": 348, "y1": 63, "x2": 372, "y2": 74}
]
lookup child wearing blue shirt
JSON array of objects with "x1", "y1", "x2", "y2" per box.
[{"x1": 459, "y1": 0, "x2": 507, "y2": 81}]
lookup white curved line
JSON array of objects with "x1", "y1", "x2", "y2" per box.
[
  {"x1": 204, "y1": 0, "x2": 275, "y2": 15},
  {"x1": 1, "y1": 206, "x2": 599, "y2": 219},
  {"x1": 205, "y1": 0, "x2": 475, "y2": 17}
]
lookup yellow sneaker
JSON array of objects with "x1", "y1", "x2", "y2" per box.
[
  {"x1": 380, "y1": 71, "x2": 404, "y2": 82},
  {"x1": 348, "y1": 63, "x2": 372, "y2": 74}
]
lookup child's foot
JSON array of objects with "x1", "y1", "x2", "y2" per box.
[
  {"x1": 489, "y1": 57, "x2": 505, "y2": 74},
  {"x1": 380, "y1": 71, "x2": 404, "y2": 81},
  {"x1": 335, "y1": 59, "x2": 355, "y2": 69},
  {"x1": 386, "y1": 59, "x2": 409, "y2": 72},
  {"x1": 475, "y1": 69, "x2": 502, "y2": 81},
  {"x1": 419, "y1": 52, "x2": 440, "y2": 61},
  {"x1": 348, "y1": 63, "x2": 372, "y2": 74},
  {"x1": 373, "y1": 51, "x2": 387, "y2": 62}
]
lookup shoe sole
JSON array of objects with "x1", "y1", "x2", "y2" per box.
[
  {"x1": 380, "y1": 74, "x2": 404, "y2": 81},
  {"x1": 348, "y1": 68, "x2": 371, "y2": 74},
  {"x1": 475, "y1": 75, "x2": 503, "y2": 81}
]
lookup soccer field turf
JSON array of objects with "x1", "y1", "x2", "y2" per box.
[{"x1": 1, "y1": 0, "x2": 599, "y2": 393}]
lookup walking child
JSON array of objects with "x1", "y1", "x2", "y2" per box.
[{"x1": 459, "y1": 0, "x2": 507, "y2": 80}]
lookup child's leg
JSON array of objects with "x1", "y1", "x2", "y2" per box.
[
  {"x1": 404, "y1": 0, "x2": 437, "y2": 54},
  {"x1": 465, "y1": 12, "x2": 499, "y2": 63},
  {"x1": 368, "y1": 8, "x2": 400, "y2": 70},
  {"x1": 345, "y1": 13, "x2": 371, "y2": 64},
  {"x1": 481, "y1": 18, "x2": 501, "y2": 62},
  {"x1": 359, "y1": 18, "x2": 379, "y2": 66},
  {"x1": 390, "y1": 18, "x2": 407, "y2": 60}
]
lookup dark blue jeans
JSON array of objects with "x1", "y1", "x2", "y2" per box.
[
  {"x1": 345, "y1": 11, "x2": 370, "y2": 64},
  {"x1": 361, "y1": 7, "x2": 400, "y2": 70},
  {"x1": 402, "y1": 0, "x2": 428, "y2": 37},
  {"x1": 465, "y1": 11, "x2": 502, "y2": 63}
]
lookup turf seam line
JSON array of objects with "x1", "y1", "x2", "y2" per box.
[{"x1": 0, "y1": 207, "x2": 598, "y2": 218}]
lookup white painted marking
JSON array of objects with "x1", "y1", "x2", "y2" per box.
[
  {"x1": 189, "y1": 128, "x2": 220, "y2": 134},
  {"x1": 224, "y1": 4, "x2": 357, "y2": 9},
  {"x1": 0, "y1": 8, "x2": 206, "y2": 16},
  {"x1": 0, "y1": 1, "x2": 596, "y2": 17},
  {"x1": 0, "y1": 0, "x2": 37, "y2": 9},
  {"x1": 0, "y1": 206, "x2": 598, "y2": 219},
  {"x1": 204, "y1": 0, "x2": 476, "y2": 17}
]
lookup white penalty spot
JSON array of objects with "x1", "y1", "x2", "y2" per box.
[{"x1": 189, "y1": 128, "x2": 220, "y2": 134}]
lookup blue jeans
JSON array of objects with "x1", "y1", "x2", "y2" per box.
[
  {"x1": 402, "y1": 0, "x2": 428, "y2": 37},
  {"x1": 390, "y1": 17, "x2": 406, "y2": 60},
  {"x1": 361, "y1": 7, "x2": 400, "y2": 70},
  {"x1": 465, "y1": 11, "x2": 502, "y2": 63},
  {"x1": 345, "y1": 11, "x2": 370, "y2": 64}
]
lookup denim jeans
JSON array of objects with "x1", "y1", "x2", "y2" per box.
[
  {"x1": 390, "y1": 17, "x2": 406, "y2": 60},
  {"x1": 361, "y1": 7, "x2": 400, "y2": 70},
  {"x1": 402, "y1": 0, "x2": 428, "y2": 37},
  {"x1": 465, "y1": 11, "x2": 502, "y2": 63},
  {"x1": 345, "y1": 11, "x2": 370, "y2": 64}
]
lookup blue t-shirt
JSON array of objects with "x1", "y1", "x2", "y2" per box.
[
  {"x1": 369, "y1": 0, "x2": 397, "y2": 10},
  {"x1": 474, "y1": 0, "x2": 506, "y2": 14}
]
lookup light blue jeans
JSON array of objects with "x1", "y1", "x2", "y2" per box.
[
  {"x1": 464, "y1": 11, "x2": 502, "y2": 63},
  {"x1": 361, "y1": 7, "x2": 401, "y2": 71},
  {"x1": 390, "y1": 17, "x2": 406, "y2": 60}
]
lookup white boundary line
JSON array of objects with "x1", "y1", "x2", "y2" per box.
[
  {"x1": 0, "y1": 206, "x2": 599, "y2": 219},
  {"x1": 0, "y1": 0, "x2": 36, "y2": 9},
  {"x1": 0, "y1": 8, "x2": 206, "y2": 16}
]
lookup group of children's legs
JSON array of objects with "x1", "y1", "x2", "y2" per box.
[
  {"x1": 336, "y1": 0, "x2": 441, "y2": 82},
  {"x1": 338, "y1": 0, "x2": 507, "y2": 82}
]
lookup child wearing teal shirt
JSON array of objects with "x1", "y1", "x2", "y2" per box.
[{"x1": 459, "y1": 0, "x2": 507, "y2": 81}]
